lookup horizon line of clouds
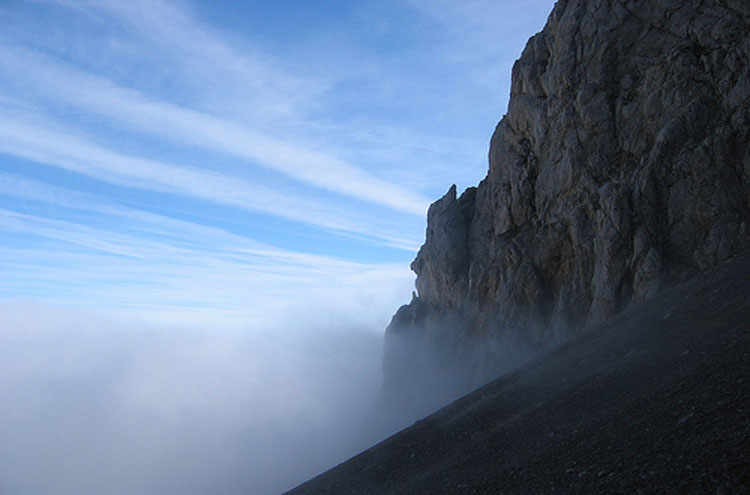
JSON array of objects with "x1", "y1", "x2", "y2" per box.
[
  {"x1": 0, "y1": 213, "x2": 415, "y2": 328},
  {"x1": 0, "y1": 172, "x2": 415, "y2": 327},
  {"x1": 0, "y1": 0, "x2": 448, "y2": 327}
]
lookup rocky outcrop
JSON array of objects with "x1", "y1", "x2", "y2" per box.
[{"x1": 385, "y1": 0, "x2": 750, "y2": 391}]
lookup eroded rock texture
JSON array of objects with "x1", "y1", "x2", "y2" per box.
[{"x1": 385, "y1": 0, "x2": 750, "y2": 392}]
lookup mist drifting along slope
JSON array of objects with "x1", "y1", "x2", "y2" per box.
[
  {"x1": 383, "y1": 0, "x2": 750, "y2": 394},
  {"x1": 286, "y1": 249, "x2": 749, "y2": 494}
]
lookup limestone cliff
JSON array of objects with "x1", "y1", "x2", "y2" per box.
[{"x1": 384, "y1": 0, "x2": 750, "y2": 393}]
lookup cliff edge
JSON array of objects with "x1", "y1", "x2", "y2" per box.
[{"x1": 384, "y1": 0, "x2": 750, "y2": 395}]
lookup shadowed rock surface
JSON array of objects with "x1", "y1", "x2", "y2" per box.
[
  {"x1": 384, "y1": 0, "x2": 750, "y2": 393},
  {"x1": 285, "y1": 252, "x2": 749, "y2": 494}
]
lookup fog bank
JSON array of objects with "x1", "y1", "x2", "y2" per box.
[{"x1": 0, "y1": 302, "x2": 391, "y2": 495}]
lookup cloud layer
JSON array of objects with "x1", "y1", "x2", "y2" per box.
[{"x1": 0, "y1": 303, "x2": 393, "y2": 495}]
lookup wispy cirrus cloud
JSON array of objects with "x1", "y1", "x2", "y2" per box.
[
  {"x1": 0, "y1": 44, "x2": 431, "y2": 216},
  {"x1": 0, "y1": 173, "x2": 405, "y2": 271},
  {"x1": 0, "y1": 113, "x2": 421, "y2": 250},
  {"x1": 25, "y1": 0, "x2": 328, "y2": 120},
  {"x1": 0, "y1": 0, "x2": 554, "y2": 325},
  {"x1": 0, "y1": 171, "x2": 415, "y2": 327}
]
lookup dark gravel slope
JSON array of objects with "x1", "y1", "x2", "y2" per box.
[{"x1": 286, "y1": 253, "x2": 750, "y2": 494}]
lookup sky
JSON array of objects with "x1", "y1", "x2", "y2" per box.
[
  {"x1": 0, "y1": 0, "x2": 556, "y2": 493},
  {"x1": 0, "y1": 0, "x2": 555, "y2": 328}
]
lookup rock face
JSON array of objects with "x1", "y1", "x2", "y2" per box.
[{"x1": 385, "y1": 0, "x2": 750, "y2": 392}]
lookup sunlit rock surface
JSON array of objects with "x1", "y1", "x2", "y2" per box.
[{"x1": 384, "y1": 0, "x2": 750, "y2": 393}]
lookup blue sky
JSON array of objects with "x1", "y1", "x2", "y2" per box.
[{"x1": 0, "y1": 0, "x2": 555, "y2": 329}]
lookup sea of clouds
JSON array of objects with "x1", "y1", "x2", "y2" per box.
[{"x1": 0, "y1": 301, "x2": 400, "y2": 495}]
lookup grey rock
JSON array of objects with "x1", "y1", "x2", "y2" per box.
[{"x1": 385, "y1": 0, "x2": 750, "y2": 392}]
